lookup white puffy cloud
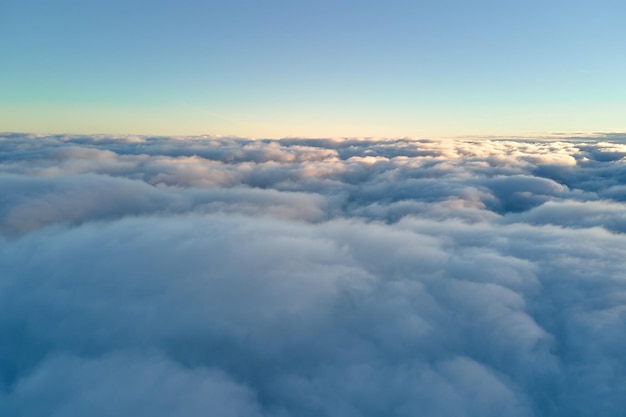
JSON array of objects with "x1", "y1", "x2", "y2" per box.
[{"x1": 1, "y1": 133, "x2": 626, "y2": 416}]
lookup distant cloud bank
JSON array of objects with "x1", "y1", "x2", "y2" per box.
[{"x1": 1, "y1": 133, "x2": 626, "y2": 416}]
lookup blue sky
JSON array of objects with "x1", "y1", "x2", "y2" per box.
[{"x1": 1, "y1": 0, "x2": 625, "y2": 137}]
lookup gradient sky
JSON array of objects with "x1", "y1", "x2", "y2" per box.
[{"x1": 1, "y1": 0, "x2": 625, "y2": 138}]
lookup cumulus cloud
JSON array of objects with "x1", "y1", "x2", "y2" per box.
[{"x1": 1, "y1": 133, "x2": 626, "y2": 416}]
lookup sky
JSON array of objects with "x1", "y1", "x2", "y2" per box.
[
  {"x1": 2, "y1": 132, "x2": 626, "y2": 416},
  {"x1": 1, "y1": 0, "x2": 625, "y2": 137}
]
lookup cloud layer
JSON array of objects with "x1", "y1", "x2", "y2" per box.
[{"x1": 1, "y1": 133, "x2": 626, "y2": 416}]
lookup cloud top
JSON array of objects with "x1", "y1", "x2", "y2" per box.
[{"x1": 1, "y1": 133, "x2": 626, "y2": 416}]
